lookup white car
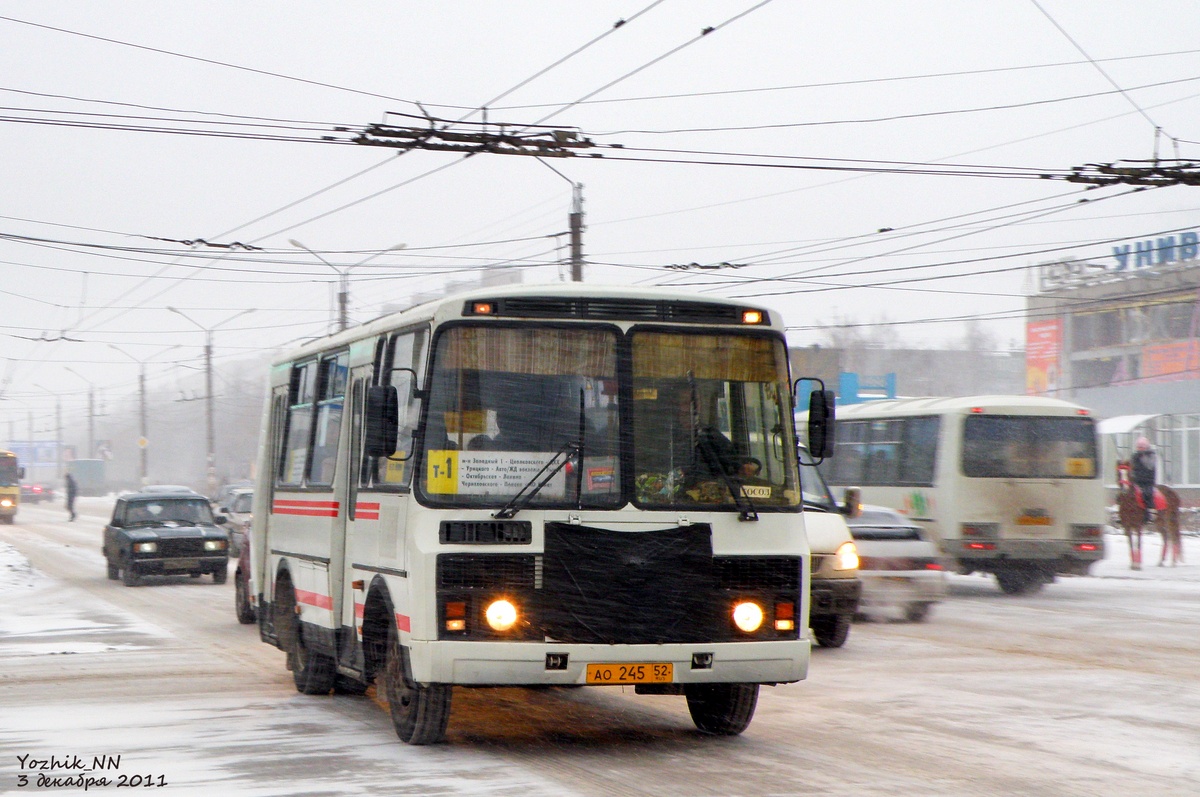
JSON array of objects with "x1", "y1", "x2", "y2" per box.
[
  {"x1": 846, "y1": 505, "x2": 947, "y2": 622},
  {"x1": 217, "y1": 488, "x2": 253, "y2": 558}
]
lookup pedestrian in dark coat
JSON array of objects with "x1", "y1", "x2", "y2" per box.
[{"x1": 65, "y1": 472, "x2": 77, "y2": 522}]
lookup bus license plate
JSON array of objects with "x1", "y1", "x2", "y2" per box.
[{"x1": 586, "y1": 662, "x2": 673, "y2": 685}]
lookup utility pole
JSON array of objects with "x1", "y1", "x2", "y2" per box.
[
  {"x1": 109, "y1": 343, "x2": 179, "y2": 485},
  {"x1": 168, "y1": 308, "x2": 255, "y2": 493},
  {"x1": 569, "y1": 183, "x2": 585, "y2": 282},
  {"x1": 64, "y1": 367, "x2": 96, "y2": 458}
]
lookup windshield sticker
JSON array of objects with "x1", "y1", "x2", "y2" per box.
[{"x1": 426, "y1": 450, "x2": 567, "y2": 497}]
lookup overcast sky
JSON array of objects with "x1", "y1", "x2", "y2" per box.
[{"x1": 3, "y1": 1, "x2": 1200, "y2": 430}]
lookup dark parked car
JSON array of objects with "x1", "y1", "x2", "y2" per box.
[{"x1": 103, "y1": 487, "x2": 230, "y2": 587}]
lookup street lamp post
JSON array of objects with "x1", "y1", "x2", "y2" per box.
[
  {"x1": 289, "y1": 240, "x2": 406, "y2": 332},
  {"x1": 167, "y1": 308, "x2": 255, "y2": 493},
  {"x1": 108, "y1": 344, "x2": 180, "y2": 485}
]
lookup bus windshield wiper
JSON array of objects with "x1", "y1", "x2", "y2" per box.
[
  {"x1": 493, "y1": 440, "x2": 581, "y2": 520},
  {"x1": 696, "y1": 435, "x2": 759, "y2": 522}
]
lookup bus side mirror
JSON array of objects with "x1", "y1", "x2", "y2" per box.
[
  {"x1": 364, "y1": 385, "x2": 399, "y2": 459},
  {"x1": 841, "y1": 486, "x2": 861, "y2": 518},
  {"x1": 807, "y1": 389, "x2": 836, "y2": 459}
]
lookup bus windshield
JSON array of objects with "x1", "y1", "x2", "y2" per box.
[
  {"x1": 0, "y1": 456, "x2": 18, "y2": 487},
  {"x1": 419, "y1": 325, "x2": 799, "y2": 510},
  {"x1": 961, "y1": 415, "x2": 1097, "y2": 479},
  {"x1": 421, "y1": 325, "x2": 622, "y2": 509},
  {"x1": 630, "y1": 331, "x2": 799, "y2": 509}
]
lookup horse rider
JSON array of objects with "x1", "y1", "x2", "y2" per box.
[{"x1": 1130, "y1": 437, "x2": 1157, "y2": 523}]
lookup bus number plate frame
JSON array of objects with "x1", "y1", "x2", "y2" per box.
[{"x1": 586, "y1": 662, "x2": 673, "y2": 685}]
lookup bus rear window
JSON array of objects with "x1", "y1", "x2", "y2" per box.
[{"x1": 962, "y1": 415, "x2": 1097, "y2": 479}]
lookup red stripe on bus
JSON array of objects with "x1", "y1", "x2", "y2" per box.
[
  {"x1": 295, "y1": 589, "x2": 333, "y2": 610},
  {"x1": 274, "y1": 499, "x2": 340, "y2": 509},
  {"x1": 395, "y1": 612, "x2": 411, "y2": 632},
  {"x1": 356, "y1": 502, "x2": 381, "y2": 510},
  {"x1": 273, "y1": 506, "x2": 339, "y2": 517}
]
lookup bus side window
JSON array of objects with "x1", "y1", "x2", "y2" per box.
[
  {"x1": 278, "y1": 361, "x2": 317, "y2": 485},
  {"x1": 308, "y1": 352, "x2": 350, "y2": 487},
  {"x1": 367, "y1": 327, "x2": 428, "y2": 488}
]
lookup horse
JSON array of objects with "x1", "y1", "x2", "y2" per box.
[{"x1": 1115, "y1": 460, "x2": 1183, "y2": 569}]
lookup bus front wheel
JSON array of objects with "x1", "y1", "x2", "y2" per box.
[
  {"x1": 383, "y1": 623, "x2": 451, "y2": 745},
  {"x1": 685, "y1": 683, "x2": 759, "y2": 735}
]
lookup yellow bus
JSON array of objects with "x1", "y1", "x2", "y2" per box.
[{"x1": 0, "y1": 449, "x2": 24, "y2": 523}]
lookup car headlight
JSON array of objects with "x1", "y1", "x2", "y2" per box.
[
  {"x1": 833, "y1": 541, "x2": 860, "y2": 571},
  {"x1": 204, "y1": 539, "x2": 228, "y2": 551},
  {"x1": 133, "y1": 542, "x2": 158, "y2": 553}
]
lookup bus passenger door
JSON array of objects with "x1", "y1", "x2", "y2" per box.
[{"x1": 341, "y1": 368, "x2": 376, "y2": 669}]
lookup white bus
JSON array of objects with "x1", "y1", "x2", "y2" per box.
[
  {"x1": 820, "y1": 395, "x2": 1106, "y2": 595},
  {"x1": 249, "y1": 284, "x2": 829, "y2": 744}
]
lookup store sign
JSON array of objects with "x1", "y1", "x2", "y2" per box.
[{"x1": 1038, "y1": 229, "x2": 1200, "y2": 292}]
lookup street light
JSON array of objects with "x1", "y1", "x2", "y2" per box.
[
  {"x1": 167, "y1": 307, "x2": 255, "y2": 493},
  {"x1": 63, "y1": 366, "x2": 96, "y2": 459},
  {"x1": 109, "y1": 344, "x2": 180, "y2": 485},
  {"x1": 289, "y1": 240, "x2": 406, "y2": 332}
]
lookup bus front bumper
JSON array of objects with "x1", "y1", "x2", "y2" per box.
[{"x1": 408, "y1": 639, "x2": 809, "y2": 687}]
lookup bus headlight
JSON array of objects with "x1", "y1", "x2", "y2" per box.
[
  {"x1": 485, "y1": 599, "x2": 518, "y2": 632},
  {"x1": 732, "y1": 601, "x2": 764, "y2": 633},
  {"x1": 0, "y1": 498, "x2": 12, "y2": 508},
  {"x1": 133, "y1": 542, "x2": 158, "y2": 553},
  {"x1": 834, "y1": 541, "x2": 860, "y2": 571}
]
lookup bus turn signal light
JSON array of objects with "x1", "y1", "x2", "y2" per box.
[
  {"x1": 741, "y1": 309, "x2": 764, "y2": 325},
  {"x1": 774, "y1": 601, "x2": 795, "y2": 631},
  {"x1": 445, "y1": 601, "x2": 466, "y2": 632}
]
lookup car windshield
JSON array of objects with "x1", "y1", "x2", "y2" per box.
[
  {"x1": 229, "y1": 493, "x2": 253, "y2": 513},
  {"x1": 124, "y1": 498, "x2": 214, "y2": 526}
]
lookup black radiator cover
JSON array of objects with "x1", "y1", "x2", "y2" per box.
[{"x1": 540, "y1": 522, "x2": 723, "y2": 644}]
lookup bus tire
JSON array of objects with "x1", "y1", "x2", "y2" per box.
[
  {"x1": 685, "y1": 683, "x2": 759, "y2": 735},
  {"x1": 277, "y1": 577, "x2": 336, "y2": 695},
  {"x1": 334, "y1": 674, "x2": 369, "y2": 696},
  {"x1": 996, "y1": 569, "x2": 1044, "y2": 595},
  {"x1": 234, "y1": 570, "x2": 256, "y2": 624},
  {"x1": 383, "y1": 622, "x2": 451, "y2": 745},
  {"x1": 812, "y1": 614, "x2": 851, "y2": 648}
]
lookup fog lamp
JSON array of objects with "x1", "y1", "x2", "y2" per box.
[
  {"x1": 485, "y1": 599, "x2": 518, "y2": 632},
  {"x1": 732, "y1": 601, "x2": 764, "y2": 633}
]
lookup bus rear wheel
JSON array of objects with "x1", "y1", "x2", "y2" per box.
[
  {"x1": 277, "y1": 578, "x2": 336, "y2": 695},
  {"x1": 685, "y1": 683, "x2": 759, "y2": 735},
  {"x1": 995, "y1": 569, "x2": 1046, "y2": 595},
  {"x1": 382, "y1": 623, "x2": 451, "y2": 744}
]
